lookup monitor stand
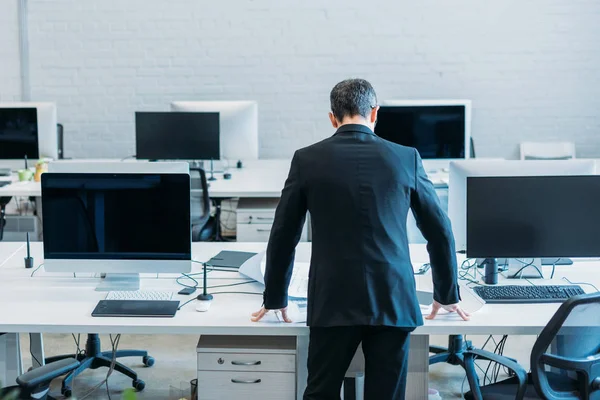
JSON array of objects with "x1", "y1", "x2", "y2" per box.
[
  {"x1": 504, "y1": 258, "x2": 544, "y2": 279},
  {"x1": 95, "y1": 273, "x2": 140, "y2": 291},
  {"x1": 541, "y1": 258, "x2": 573, "y2": 266}
]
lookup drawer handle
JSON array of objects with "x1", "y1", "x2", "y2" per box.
[
  {"x1": 255, "y1": 217, "x2": 273, "y2": 221},
  {"x1": 231, "y1": 378, "x2": 262, "y2": 384},
  {"x1": 231, "y1": 360, "x2": 262, "y2": 366},
  {"x1": 256, "y1": 228, "x2": 271, "y2": 232}
]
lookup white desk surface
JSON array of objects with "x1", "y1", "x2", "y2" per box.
[
  {"x1": 0, "y1": 159, "x2": 450, "y2": 198},
  {"x1": 1, "y1": 242, "x2": 598, "y2": 337}
]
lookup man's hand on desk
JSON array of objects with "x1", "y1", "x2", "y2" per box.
[
  {"x1": 425, "y1": 301, "x2": 471, "y2": 321},
  {"x1": 251, "y1": 306, "x2": 292, "y2": 323}
]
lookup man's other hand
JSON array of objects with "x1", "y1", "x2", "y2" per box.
[
  {"x1": 251, "y1": 306, "x2": 292, "y2": 323},
  {"x1": 425, "y1": 301, "x2": 471, "y2": 321}
]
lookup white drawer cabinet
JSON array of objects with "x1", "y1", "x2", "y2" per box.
[
  {"x1": 197, "y1": 335, "x2": 296, "y2": 400},
  {"x1": 198, "y1": 352, "x2": 296, "y2": 373},
  {"x1": 197, "y1": 371, "x2": 295, "y2": 400},
  {"x1": 237, "y1": 198, "x2": 308, "y2": 242}
]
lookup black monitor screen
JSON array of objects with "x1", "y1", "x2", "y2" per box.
[
  {"x1": 135, "y1": 112, "x2": 220, "y2": 160},
  {"x1": 0, "y1": 108, "x2": 39, "y2": 159},
  {"x1": 42, "y1": 173, "x2": 191, "y2": 260},
  {"x1": 375, "y1": 105, "x2": 466, "y2": 159},
  {"x1": 467, "y1": 175, "x2": 600, "y2": 258}
]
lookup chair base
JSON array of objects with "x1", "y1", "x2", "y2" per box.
[
  {"x1": 45, "y1": 334, "x2": 152, "y2": 398},
  {"x1": 429, "y1": 335, "x2": 468, "y2": 369}
]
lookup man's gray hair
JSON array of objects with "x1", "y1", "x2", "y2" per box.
[{"x1": 330, "y1": 79, "x2": 378, "y2": 122}]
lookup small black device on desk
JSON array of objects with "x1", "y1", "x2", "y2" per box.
[
  {"x1": 473, "y1": 285, "x2": 585, "y2": 304},
  {"x1": 178, "y1": 287, "x2": 196, "y2": 295},
  {"x1": 92, "y1": 300, "x2": 180, "y2": 317}
]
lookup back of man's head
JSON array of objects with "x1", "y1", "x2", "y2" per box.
[{"x1": 329, "y1": 79, "x2": 378, "y2": 124}]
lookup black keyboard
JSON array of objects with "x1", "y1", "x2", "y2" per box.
[{"x1": 473, "y1": 285, "x2": 585, "y2": 304}]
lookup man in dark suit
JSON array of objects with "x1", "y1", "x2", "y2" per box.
[{"x1": 252, "y1": 79, "x2": 469, "y2": 399}]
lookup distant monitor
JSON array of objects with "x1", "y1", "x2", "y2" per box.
[
  {"x1": 449, "y1": 160, "x2": 596, "y2": 252},
  {"x1": 375, "y1": 100, "x2": 471, "y2": 162},
  {"x1": 467, "y1": 175, "x2": 600, "y2": 258},
  {"x1": 135, "y1": 112, "x2": 220, "y2": 160},
  {"x1": 42, "y1": 162, "x2": 191, "y2": 287},
  {"x1": 170, "y1": 101, "x2": 258, "y2": 160},
  {"x1": 0, "y1": 102, "x2": 58, "y2": 160}
]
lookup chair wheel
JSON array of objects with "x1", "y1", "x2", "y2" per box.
[
  {"x1": 133, "y1": 379, "x2": 146, "y2": 391},
  {"x1": 142, "y1": 355, "x2": 155, "y2": 367},
  {"x1": 62, "y1": 387, "x2": 73, "y2": 398}
]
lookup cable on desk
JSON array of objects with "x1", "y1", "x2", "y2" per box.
[
  {"x1": 207, "y1": 280, "x2": 254, "y2": 289},
  {"x1": 562, "y1": 277, "x2": 600, "y2": 293},
  {"x1": 30, "y1": 263, "x2": 44, "y2": 277},
  {"x1": 512, "y1": 259, "x2": 543, "y2": 279},
  {"x1": 458, "y1": 259, "x2": 483, "y2": 286},
  {"x1": 176, "y1": 273, "x2": 199, "y2": 289}
]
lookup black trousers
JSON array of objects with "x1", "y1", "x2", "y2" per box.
[{"x1": 303, "y1": 326, "x2": 411, "y2": 400}]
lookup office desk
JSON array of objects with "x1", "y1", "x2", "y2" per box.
[
  {"x1": 0, "y1": 159, "x2": 450, "y2": 199},
  {"x1": 2, "y1": 242, "x2": 599, "y2": 398}
]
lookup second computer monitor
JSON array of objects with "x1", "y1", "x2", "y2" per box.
[
  {"x1": 170, "y1": 101, "x2": 258, "y2": 160},
  {"x1": 375, "y1": 100, "x2": 471, "y2": 160},
  {"x1": 135, "y1": 112, "x2": 220, "y2": 160},
  {"x1": 467, "y1": 175, "x2": 600, "y2": 258},
  {"x1": 0, "y1": 102, "x2": 58, "y2": 160},
  {"x1": 448, "y1": 160, "x2": 597, "y2": 252}
]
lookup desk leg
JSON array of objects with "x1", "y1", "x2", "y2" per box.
[
  {"x1": 0, "y1": 333, "x2": 23, "y2": 385},
  {"x1": 296, "y1": 335, "x2": 309, "y2": 400},
  {"x1": 29, "y1": 333, "x2": 44, "y2": 368},
  {"x1": 406, "y1": 334, "x2": 429, "y2": 400}
]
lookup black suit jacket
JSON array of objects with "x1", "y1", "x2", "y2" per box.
[{"x1": 263, "y1": 124, "x2": 460, "y2": 328}]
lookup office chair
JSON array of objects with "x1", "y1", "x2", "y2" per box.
[
  {"x1": 190, "y1": 167, "x2": 216, "y2": 241},
  {"x1": 44, "y1": 334, "x2": 152, "y2": 397},
  {"x1": 0, "y1": 197, "x2": 11, "y2": 241},
  {"x1": 520, "y1": 142, "x2": 576, "y2": 160},
  {"x1": 0, "y1": 357, "x2": 80, "y2": 400},
  {"x1": 56, "y1": 124, "x2": 64, "y2": 160},
  {"x1": 464, "y1": 292, "x2": 600, "y2": 400}
]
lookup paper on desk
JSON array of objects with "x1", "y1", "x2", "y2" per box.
[
  {"x1": 238, "y1": 254, "x2": 309, "y2": 299},
  {"x1": 420, "y1": 284, "x2": 486, "y2": 316}
]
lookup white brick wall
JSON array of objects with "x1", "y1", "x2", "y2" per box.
[
  {"x1": 4, "y1": 0, "x2": 600, "y2": 158},
  {"x1": 0, "y1": 0, "x2": 21, "y2": 101}
]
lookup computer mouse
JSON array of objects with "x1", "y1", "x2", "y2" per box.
[
  {"x1": 196, "y1": 300, "x2": 212, "y2": 312},
  {"x1": 223, "y1": 173, "x2": 232, "y2": 180}
]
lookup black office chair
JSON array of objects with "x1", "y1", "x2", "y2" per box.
[
  {"x1": 0, "y1": 197, "x2": 11, "y2": 241},
  {"x1": 44, "y1": 334, "x2": 152, "y2": 398},
  {"x1": 0, "y1": 357, "x2": 80, "y2": 400},
  {"x1": 190, "y1": 167, "x2": 216, "y2": 241},
  {"x1": 56, "y1": 124, "x2": 64, "y2": 160},
  {"x1": 464, "y1": 292, "x2": 600, "y2": 399}
]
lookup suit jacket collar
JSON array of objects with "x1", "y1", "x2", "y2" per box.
[{"x1": 334, "y1": 124, "x2": 375, "y2": 136}]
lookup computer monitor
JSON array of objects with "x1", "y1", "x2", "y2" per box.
[
  {"x1": 170, "y1": 101, "x2": 258, "y2": 160},
  {"x1": 375, "y1": 100, "x2": 471, "y2": 167},
  {"x1": 0, "y1": 102, "x2": 58, "y2": 161},
  {"x1": 42, "y1": 162, "x2": 191, "y2": 289},
  {"x1": 448, "y1": 160, "x2": 596, "y2": 252},
  {"x1": 467, "y1": 175, "x2": 600, "y2": 258},
  {"x1": 135, "y1": 112, "x2": 220, "y2": 160}
]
